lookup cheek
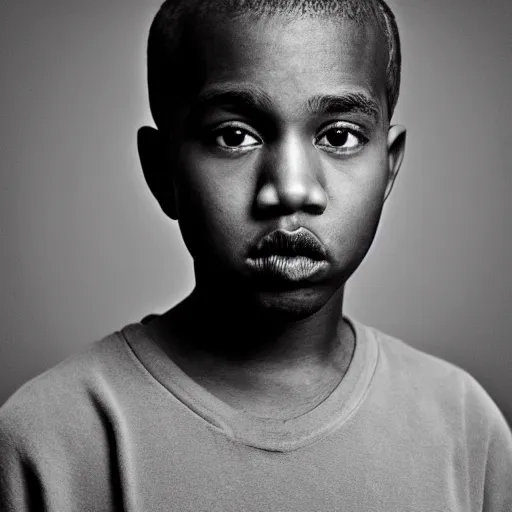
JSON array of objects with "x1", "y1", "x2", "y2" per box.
[
  {"x1": 174, "y1": 151, "x2": 254, "y2": 258},
  {"x1": 325, "y1": 149, "x2": 388, "y2": 258}
]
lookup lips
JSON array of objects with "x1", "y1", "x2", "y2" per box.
[
  {"x1": 246, "y1": 228, "x2": 329, "y2": 283},
  {"x1": 248, "y1": 228, "x2": 327, "y2": 260}
]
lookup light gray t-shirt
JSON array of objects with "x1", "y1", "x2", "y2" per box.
[{"x1": 1, "y1": 318, "x2": 511, "y2": 511}]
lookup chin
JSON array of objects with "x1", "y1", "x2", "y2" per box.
[{"x1": 253, "y1": 288, "x2": 332, "y2": 321}]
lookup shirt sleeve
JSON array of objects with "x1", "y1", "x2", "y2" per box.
[{"x1": 483, "y1": 407, "x2": 512, "y2": 512}]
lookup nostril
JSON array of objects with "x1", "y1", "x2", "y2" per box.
[
  {"x1": 306, "y1": 186, "x2": 328, "y2": 214},
  {"x1": 253, "y1": 180, "x2": 327, "y2": 218},
  {"x1": 304, "y1": 201, "x2": 326, "y2": 216}
]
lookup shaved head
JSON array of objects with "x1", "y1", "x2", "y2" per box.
[{"x1": 147, "y1": 0, "x2": 401, "y2": 130}]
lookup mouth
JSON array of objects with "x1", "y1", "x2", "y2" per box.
[{"x1": 246, "y1": 228, "x2": 329, "y2": 283}]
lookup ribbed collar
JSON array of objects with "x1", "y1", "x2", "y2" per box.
[{"x1": 122, "y1": 316, "x2": 378, "y2": 452}]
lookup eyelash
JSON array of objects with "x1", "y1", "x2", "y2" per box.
[
  {"x1": 209, "y1": 122, "x2": 263, "y2": 153},
  {"x1": 315, "y1": 122, "x2": 368, "y2": 154},
  {"x1": 207, "y1": 121, "x2": 368, "y2": 155}
]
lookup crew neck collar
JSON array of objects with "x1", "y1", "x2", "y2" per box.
[{"x1": 122, "y1": 316, "x2": 378, "y2": 452}]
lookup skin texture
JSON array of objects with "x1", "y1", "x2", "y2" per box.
[{"x1": 138, "y1": 13, "x2": 406, "y2": 417}]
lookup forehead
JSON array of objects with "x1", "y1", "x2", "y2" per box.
[{"x1": 182, "y1": 13, "x2": 389, "y2": 118}]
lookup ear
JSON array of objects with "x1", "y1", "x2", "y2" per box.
[
  {"x1": 137, "y1": 126, "x2": 178, "y2": 220},
  {"x1": 384, "y1": 124, "x2": 407, "y2": 202}
]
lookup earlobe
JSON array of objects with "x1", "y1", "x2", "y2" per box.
[
  {"x1": 384, "y1": 124, "x2": 407, "y2": 202},
  {"x1": 137, "y1": 126, "x2": 178, "y2": 220}
]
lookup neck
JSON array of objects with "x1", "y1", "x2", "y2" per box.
[
  {"x1": 155, "y1": 284, "x2": 355, "y2": 418},
  {"x1": 176, "y1": 285, "x2": 348, "y2": 363}
]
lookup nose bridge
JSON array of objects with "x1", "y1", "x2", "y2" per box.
[
  {"x1": 255, "y1": 129, "x2": 327, "y2": 216},
  {"x1": 270, "y1": 131, "x2": 319, "y2": 207},
  {"x1": 279, "y1": 131, "x2": 309, "y2": 187}
]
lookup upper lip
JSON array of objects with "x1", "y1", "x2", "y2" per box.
[{"x1": 248, "y1": 227, "x2": 328, "y2": 261}]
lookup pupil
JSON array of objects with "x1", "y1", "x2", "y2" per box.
[
  {"x1": 223, "y1": 129, "x2": 245, "y2": 147},
  {"x1": 326, "y1": 129, "x2": 348, "y2": 146}
]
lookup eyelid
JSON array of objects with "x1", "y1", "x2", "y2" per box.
[
  {"x1": 210, "y1": 120, "x2": 263, "y2": 143},
  {"x1": 314, "y1": 122, "x2": 369, "y2": 156},
  {"x1": 315, "y1": 120, "x2": 367, "y2": 141}
]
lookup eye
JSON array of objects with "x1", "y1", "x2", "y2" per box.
[
  {"x1": 316, "y1": 125, "x2": 367, "y2": 153},
  {"x1": 214, "y1": 126, "x2": 262, "y2": 150}
]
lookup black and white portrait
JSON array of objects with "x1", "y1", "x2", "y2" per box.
[{"x1": 1, "y1": 0, "x2": 511, "y2": 510}]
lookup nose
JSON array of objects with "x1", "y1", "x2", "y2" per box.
[{"x1": 254, "y1": 133, "x2": 327, "y2": 216}]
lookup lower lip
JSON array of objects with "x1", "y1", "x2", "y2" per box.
[{"x1": 246, "y1": 255, "x2": 329, "y2": 282}]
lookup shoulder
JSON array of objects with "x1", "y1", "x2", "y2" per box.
[
  {"x1": 0, "y1": 327, "x2": 138, "y2": 455},
  {"x1": 356, "y1": 323, "x2": 512, "y2": 508},
  {"x1": 0, "y1": 327, "x2": 149, "y2": 509},
  {"x1": 361, "y1": 322, "x2": 510, "y2": 437}
]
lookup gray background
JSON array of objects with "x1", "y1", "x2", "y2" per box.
[{"x1": 1, "y1": 0, "x2": 511, "y2": 422}]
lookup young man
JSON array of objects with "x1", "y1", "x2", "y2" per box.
[{"x1": 1, "y1": 0, "x2": 511, "y2": 510}]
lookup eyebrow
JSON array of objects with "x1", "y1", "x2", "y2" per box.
[
  {"x1": 306, "y1": 93, "x2": 381, "y2": 122},
  {"x1": 192, "y1": 85, "x2": 275, "y2": 116},
  {"x1": 190, "y1": 86, "x2": 381, "y2": 123}
]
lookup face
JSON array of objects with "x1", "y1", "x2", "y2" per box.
[{"x1": 140, "y1": 13, "x2": 406, "y2": 318}]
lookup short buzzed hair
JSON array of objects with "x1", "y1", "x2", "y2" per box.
[{"x1": 147, "y1": 0, "x2": 401, "y2": 130}]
